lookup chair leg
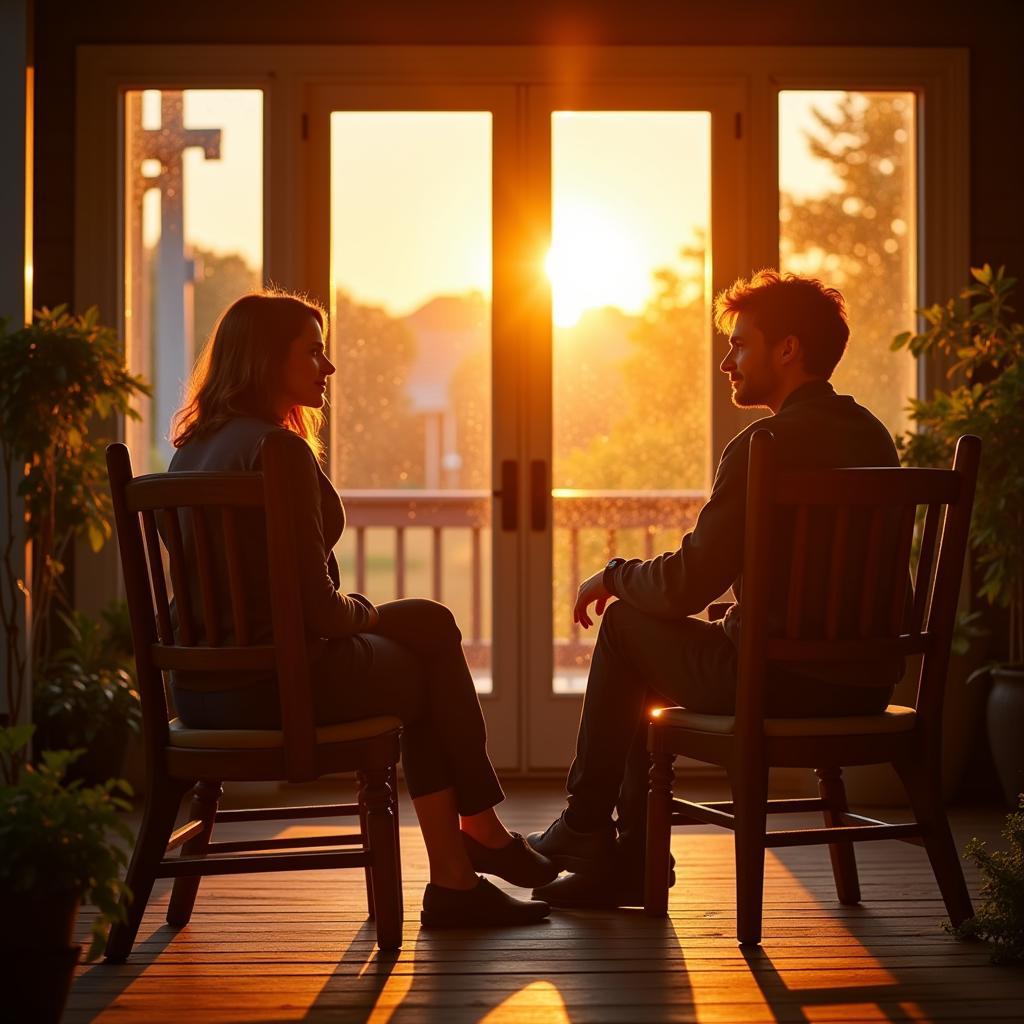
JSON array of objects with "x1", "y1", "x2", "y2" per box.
[
  {"x1": 105, "y1": 777, "x2": 188, "y2": 962},
  {"x1": 816, "y1": 766, "x2": 861, "y2": 905},
  {"x1": 895, "y1": 755, "x2": 974, "y2": 927},
  {"x1": 361, "y1": 765, "x2": 403, "y2": 952},
  {"x1": 166, "y1": 780, "x2": 223, "y2": 927},
  {"x1": 387, "y1": 765, "x2": 403, "y2": 898},
  {"x1": 357, "y1": 770, "x2": 375, "y2": 920},
  {"x1": 644, "y1": 750, "x2": 675, "y2": 917},
  {"x1": 732, "y1": 762, "x2": 769, "y2": 946}
]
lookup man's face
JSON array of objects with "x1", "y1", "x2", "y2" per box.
[{"x1": 719, "y1": 312, "x2": 781, "y2": 409}]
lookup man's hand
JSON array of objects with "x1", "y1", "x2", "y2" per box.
[{"x1": 573, "y1": 570, "x2": 613, "y2": 629}]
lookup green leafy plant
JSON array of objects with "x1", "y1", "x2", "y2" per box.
[
  {"x1": 0, "y1": 305, "x2": 149, "y2": 750},
  {"x1": 948, "y1": 796, "x2": 1024, "y2": 963},
  {"x1": 33, "y1": 601, "x2": 141, "y2": 764},
  {"x1": 893, "y1": 265, "x2": 1024, "y2": 665},
  {"x1": 0, "y1": 725, "x2": 133, "y2": 961}
]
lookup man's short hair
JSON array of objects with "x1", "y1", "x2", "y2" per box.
[{"x1": 713, "y1": 270, "x2": 850, "y2": 379}]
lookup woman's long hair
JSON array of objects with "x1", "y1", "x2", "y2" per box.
[{"x1": 171, "y1": 290, "x2": 328, "y2": 460}]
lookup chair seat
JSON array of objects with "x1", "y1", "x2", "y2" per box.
[
  {"x1": 653, "y1": 703, "x2": 916, "y2": 737},
  {"x1": 168, "y1": 715, "x2": 403, "y2": 750}
]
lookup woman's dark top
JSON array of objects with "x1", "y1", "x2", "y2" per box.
[{"x1": 166, "y1": 416, "x2": 376, "y2": 696}]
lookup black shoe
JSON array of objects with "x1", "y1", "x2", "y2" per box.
[
  {"x1": 531, "y1": 865, "x2": 677, "y2": 910},
  {"x1": 420, "y1": 876, "x2": 551, "y2": 928},
  {"x1": 526, "y1": 812, "x2": 617, "y2": 874},
  {"x1": 462, "y1": 831, "x2": 559, "y2": 888}
]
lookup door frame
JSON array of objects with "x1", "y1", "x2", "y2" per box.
[{"x1": 74, "y1": 44, "x2": 968, "y2": 775}]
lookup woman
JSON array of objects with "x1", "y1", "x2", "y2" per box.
[{"x1": 169, "y1": 290, "x2": 555, "y2": 927}]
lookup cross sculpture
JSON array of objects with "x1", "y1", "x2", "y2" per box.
[{"x1": 129, "y1": 92, "x2": 221, "y2": 467}]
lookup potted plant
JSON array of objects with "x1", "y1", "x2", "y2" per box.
[
  {"x1": 33, "y1": 601, "x2": 142, "y2": 785},
  {"x1": 893, "y1": 264, "x2": 1024, "y2": 805},
  {"x1": 0, "y1": 305, "x2": 149, "y2": 775},
  {"x1": 0, "y1": 725, "x2": 133, "y2": 1022},
  {"x1": 948, "y1": 796, "x2": 1024, "y2": 963}
]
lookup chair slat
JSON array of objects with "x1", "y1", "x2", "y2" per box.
[
  {"x1": 775, "y1": 467, "x2": 960, "y2": 507},
  {"x1": 141, "y1": 509, "x2": 174, "y2": 645},
  {"x1": 127, "y1": 472, "x2": 264, "y2": 511},
  {"x1": 162, "y1": 508, "x2": 196, "y2": 646},
  {"x1": 858, "y1": 506, "x2": 886, "y2": 636},
  {"x1": 767, "y1": 634, "x2": 926, "y2": 665},
  {"x1": 785, "y1": 505, "x2": 809, "y2": 639},
  {"x1": 824, "y1": 507, "x2": 848, "y2": 640},
  {"x1": 889, "y1": 504, "x2": 917, "y2": 633},
  {"x1": 912, "y1": 503, "x2": 942, "y2": 634},
  {"x1": 191, "y1": 506, "x2": 221, "y2": 647},
  {"x1": 222, "y1": 507, "x2": 251, "y2": 646},
  {"x1": 151, "y1": 644, "x2": 277, "y2": 672}
]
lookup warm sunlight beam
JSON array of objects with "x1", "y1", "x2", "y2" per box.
[
  {"x1": 479, "y1": 981, "x2": 572, "y2": 1023},
  {"x1": 545, "y1": 200, "x2": 650, "y2": 327}
]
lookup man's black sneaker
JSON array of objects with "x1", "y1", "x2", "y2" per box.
[
  {"x1": 531, "y1": 866, "x2": 677, "y2": 909},
  {"x1": 526, "y1": 811, "x2": 617, "y2": 874},
  {"x1": 420, "y1": 876, "x2": 551, "y2": 928},
  {"x1": 462, "y1": 831, "x2": 559, "y2": 888}
]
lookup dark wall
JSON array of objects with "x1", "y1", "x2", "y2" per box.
[{"x1": 33, "y1": 0, "x2": 1024, "y2": 308}]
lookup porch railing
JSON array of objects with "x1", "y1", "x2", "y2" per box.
[{"x1": 340, "y1": 489, "x2": 704, "y2": 673}]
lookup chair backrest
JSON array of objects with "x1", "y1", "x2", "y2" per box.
[
  {"x1": 734, "y1": 430, "x2": 981, "y2": 746},
  {"x1": 106, "y1": 432, "x2": 317, "y2": 780}
]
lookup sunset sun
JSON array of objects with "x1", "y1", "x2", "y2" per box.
[{"x1": 545, "y1": 200, "x2": 651, "y2": 328}]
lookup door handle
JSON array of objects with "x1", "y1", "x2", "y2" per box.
[
  {"x1": 495, "y1": 459, "x2": 518, "y2": 531},
  {"x1": 530, "y1": 459, "x2": 548, "y2": 532}
]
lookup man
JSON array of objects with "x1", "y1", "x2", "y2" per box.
[{"x1": 528, "y1": 269, "x2": 903, "y2": 907}]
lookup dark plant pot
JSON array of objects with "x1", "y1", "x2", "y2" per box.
[
  {"x1": 987, "y1": 664, "x2": 1024, "y2": 808},
  {"x1": 0, "y1": 891, "x2": 81, "y2": 1023}
]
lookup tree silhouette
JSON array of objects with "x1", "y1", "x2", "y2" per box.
[{"x1": 780, "y1": 93, "x2": 917, "y2": 433}]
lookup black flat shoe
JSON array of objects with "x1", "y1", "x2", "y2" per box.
[
  {"x1": 526, "y1": 812, "x2": 616, "y2": 874},
  {"x1": 462, "y1": 831, "x2": 559, "y2": 888},
  {"x1": 531, "y1": 866, "x2": 677, "y2": 909},
  {"x1": 420, "y1": 876, "x2": 551, "y2": 928}
]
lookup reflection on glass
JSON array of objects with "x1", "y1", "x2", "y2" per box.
[
  {"x1": 779, "y1": 91, "x2": 918, "y2": 435},
  {"x1": 550, "y1": 112, "x2": 711, "y2": 694},
  {"x1": 330, "y1": 112, "x2": 493, "y2": 693},
  {"x1": 124, "y1": 89, "x2": 263, "y2": 472}
]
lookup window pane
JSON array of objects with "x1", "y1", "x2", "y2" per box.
[
  {"x1": 779, "y1": 91, "x2": 918, "y2": 434},
  {"x1": 330, "y1": 112, "x2": 493, "y2": 693},
  {"x1": 124, "y1": 89, "x2": 263, "y2": 471},
  {"x1": 550, "y1": 112, "x2": 710, "y2": 694}
]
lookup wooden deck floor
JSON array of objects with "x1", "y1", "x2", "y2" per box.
[{"x1": 67, "y1": 782, "x2": 1024, "y2": 1023}]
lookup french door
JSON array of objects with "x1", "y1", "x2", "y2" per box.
[{"x1": 304, "y1": 79, "x2": 747, "y2": 772}]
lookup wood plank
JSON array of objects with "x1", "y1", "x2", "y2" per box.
[{"x1": 65, "y1": 783, "x2": 1024, "y2": 1024}]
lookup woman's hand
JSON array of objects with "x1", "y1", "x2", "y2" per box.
[{"x1": 573, "y1": 571, "x2": 613, "y2": 629}]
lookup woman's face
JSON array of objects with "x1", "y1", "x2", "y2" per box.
[{"x1": 276, "y1": 316, "x2": 335, "y2": 417}]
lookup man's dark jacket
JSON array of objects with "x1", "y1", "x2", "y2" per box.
[{"x1": 603, "y1": 378, "x2": 904, "y2": 690}]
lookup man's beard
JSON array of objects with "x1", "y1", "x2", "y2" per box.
[{"x1": 730, "y1": 378, "x2": 767, "y2": 408}]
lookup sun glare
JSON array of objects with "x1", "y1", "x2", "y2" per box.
[{"x1": 545, "y1": 200, "x2": 651, "y2": 328}]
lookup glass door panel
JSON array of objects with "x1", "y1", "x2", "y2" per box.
[
  {"x1": 524, "y1": 84, "x2": 746, "y2": 770},
  {"x1": 307, "y1": 86, "x2": 521, "y2": 768},
  {"x1": 329, "y1": 112, "x2": 494, "y2": 694},
  {"x1": 549, "y1": 111, "x2": 712, "y2": 694}
]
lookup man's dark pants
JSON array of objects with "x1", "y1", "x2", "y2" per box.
[{"x1": 565, "y1": 599, "x2": 886, "y2": 872}]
